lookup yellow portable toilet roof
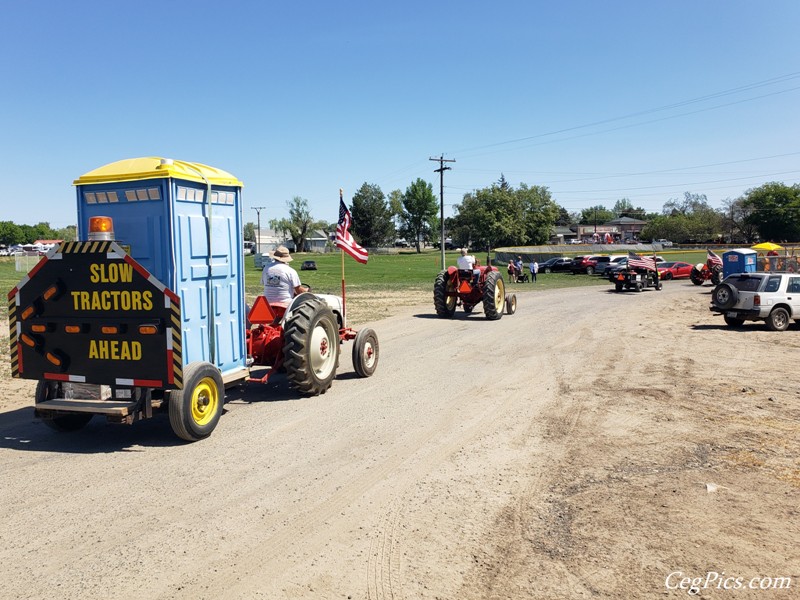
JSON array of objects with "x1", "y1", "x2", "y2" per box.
[{"x1": 73, "y1": 157, "x2": 243, "y2": 187}]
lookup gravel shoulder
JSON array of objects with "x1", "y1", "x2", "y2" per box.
[{"x1": 0, "y1": 281, "x2": 797, "y2": 599}]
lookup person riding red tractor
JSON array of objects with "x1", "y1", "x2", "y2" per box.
[
  {"x1": 434, "y1": 259, "x2": 516, "y2": 320},
  {"x1": 690, "y1": 257, "x2": 723, "y2": 286}
]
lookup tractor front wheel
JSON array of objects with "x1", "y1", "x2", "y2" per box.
[
  {"x1": 433, "y1": 270, "x2": 457, "y2": 318},
  {"x1": 283, "y1": 297, "x2": 340, "y2": 394},
  {"x1": 504, "y1": 293, "x2": 517, "y2": 315},
  {"x1": 169, "y1": 362, "x2": 224, "y2": 442},
  {"x1": 352, "y1": 327, "x2": 379, "y2": 377},
  {"x1": 482, "y1": 271, "x2": 505, "y2": 320}
]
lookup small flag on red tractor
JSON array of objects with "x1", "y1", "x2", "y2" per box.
[{"x1": 336, "y1": 193, "x2": 368, "y2": 264}]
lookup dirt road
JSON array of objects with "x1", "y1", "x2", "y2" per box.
[{"x1": 0, "y1": 281, "x2": 797, "y2": 599}]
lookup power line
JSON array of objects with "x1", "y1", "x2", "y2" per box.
[{"x1": 447, "y1": 71, "x2": 800, "y2": 157}]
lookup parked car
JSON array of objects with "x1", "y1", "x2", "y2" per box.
[
  {"x1": 654, "y1": 239, "x2": 674, "y2": 247},
  {"x1": 710, "y1": 272, "x2": 800, "y2": 330},
  {"x1": 605, "y1": 257, "x2": 629, "y2": 279},
  {"x1": 300, "y1": 260, "x2": 317, "y2": 271},
  {"x1": 570, "y1": 255, "x2": 599, "y2": 274},
  {"x1": 539, "y1": 257, "x2": 573, "y2": 274},
  {"x1": 0, "y1": 248, "x2": 9, "y2": 257},
  {"x1": 656, "y1": 261, "x2": 693, "y2": 280},
  {"x1": 591, "y1": 254, "x2": 627, "y2": 276}
]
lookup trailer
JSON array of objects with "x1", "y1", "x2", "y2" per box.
[
  {"x1": 8, "y1": 157, "x2": 378, "y2": 441},
  {"x1": 611, "y1": 268, "x2": 662, "y2": 292}
]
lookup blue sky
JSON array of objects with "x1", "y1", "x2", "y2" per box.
[{"x1": 1, "y1": 1, "x2": 798, "y2": 229}]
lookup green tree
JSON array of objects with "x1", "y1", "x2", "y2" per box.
[
  {"x1": 579, "y1": 206, "x2": 615, "y2": 226},
  {"x1": 554, "y1": 204, "x2": 573, "y2": 226},
  {"x1": 243, "y1": 222, "x2": 255, "y2": 242},
  {"x1": 722, "y1": 197, "x2": 758, "y2": 243},
  {"x1": 517, "y1": 184, "x2": 560, "y2": 245},
  {"x1": 449, "y1": 180, "x2": 561, "y2": 250},
  {"x1": 398, "y1": 179, "x2": 438, "y2": 252},
  {"x1": 54, "y1": 225, "x2": 77, "y2": 242},
  {"x1": 641, "y1": 193, "x2": 725, "y2": 243},
  {"x1": 350, "y1": 183, "x2": 395, "y2": 247},
  {"x1": 0, "y1": 221, "x2": 25, "y2": 246},
  {"x1": 741, "y1": 182, "x2": 800, "y2": 242},
  {"x1": 268, "y1": 197, "x2": 327, "y2": 253}
]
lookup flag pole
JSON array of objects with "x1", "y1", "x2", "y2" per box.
[{"x1": 339, "y1": 188, "x2": 347, "y2": 324}]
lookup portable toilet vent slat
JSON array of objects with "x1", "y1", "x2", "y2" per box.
[{"x1": 73, "y1": 157, "x2": 246, "y2": 382}]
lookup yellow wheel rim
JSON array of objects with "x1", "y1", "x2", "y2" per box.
[
  {"x1": 191, "y1": 377, "x2": 219, "y2": 426},
  {"x1": 446, "y1": 279, "x2": 457, "y2": 311},
  {"x1": 494, "y1": 278, "x2": 505, "y2": 311}
]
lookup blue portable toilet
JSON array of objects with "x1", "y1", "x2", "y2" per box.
[
  {"x1": 73, "y1": 157, "x2": 247, "y2": 383},
  {"x1": 722, "y1": 248, "x2": 757, "y2": 279}
]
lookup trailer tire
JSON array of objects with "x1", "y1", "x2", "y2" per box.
[
  {"x1": 482, "y1": 271, "x2": 505, "y2": 320},
  {"x1": 283, "y1": 296, "x2": 339, "y2": 395},
  {"x1": 169, "y1": 362, "x2": 224, "y2": 442},
  {"x1": 433, "y1": 270, "x2": 457, "y2": 318},
  {"x1": 36, "y1": 381, "x2": 93, "y2": 432},
  {"x1": 352, "y1": 327, "x2": 379, "y2": 378}
]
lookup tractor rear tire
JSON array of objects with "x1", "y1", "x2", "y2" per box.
[
  {"x1": 504, "y1": 293, "x2": 517, "y2": 315},
  {"x1": 168, "y1": 361, "x2": 224, "y2": 442},
  {"x1": 283, "y1": 296, "x2": 340, "y2": 395},
  {"x1": 690, "y1": 267, "x2": 704, "y2": 285},
  {"x1": 433, "y1": 271, "x2": 457, "y2": 318},
  {"x1": 352, "y1": 327, "x2": 379, "y2": 378},
  {"x1": 482, "y1": 271, "x2": 505, "y2": 320},
  {"x1": 36, "y1": 381, "x2": 93, "y2": 432}
]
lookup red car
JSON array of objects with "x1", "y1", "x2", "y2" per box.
[
  {"x1": 570, "y1": 255, "x2": 599, "y2": 274},
  {"x1": 657, "y1": 261, "x2": 693, "y2": 280}
]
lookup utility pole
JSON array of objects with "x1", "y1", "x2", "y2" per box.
[
  {"x1": 430, "y1": 155, "x2": 455, "y2": 270},
  {"x1": 252, "y1": 206, "x2": 266, "y2": 255}
]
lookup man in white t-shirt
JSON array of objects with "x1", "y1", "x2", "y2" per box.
[
  {"x1": 457, "y1": 248, "x2": 479, "y2": 284},
  {"x1": 261, "y1": 245, "x2": 308, "y2": 305}
]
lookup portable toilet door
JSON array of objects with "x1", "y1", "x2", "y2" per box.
[
  {"x1": 722, "y1": 248, "x2": 757, "y2": 279},
  {"x1": 73, "y1": 157, "x2": 247, "y2": 384}
]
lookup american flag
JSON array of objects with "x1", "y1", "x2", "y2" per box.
[
  {"x1": 627, "y1": 250, "x2": 656, "y2": 271},
  {"x1": 336, "y1": 197, "x2": 368, "y2": 264},
  {"x1": 707, "y1": 249, "x2": 723, "y2": 267}
]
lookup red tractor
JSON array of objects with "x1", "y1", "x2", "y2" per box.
[
  {"x1": 434, "y1": 264, "x2": 516, "y2": 320},
  {"x1": 247, "y1": 292, "x2": 378, "y2": 394},
  {"x1": 690, "y1": 260, "x2": 722, "y2": 286}
]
